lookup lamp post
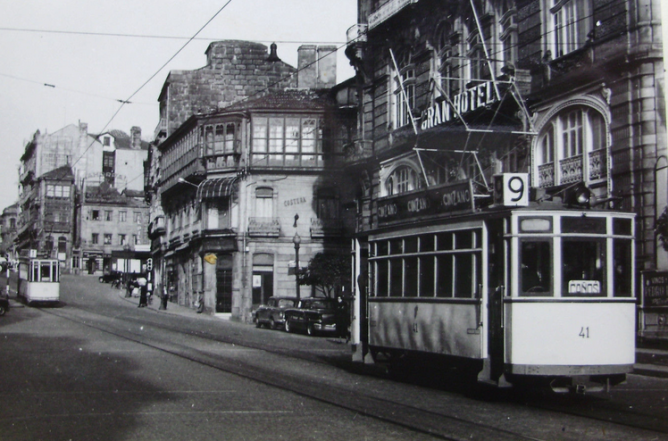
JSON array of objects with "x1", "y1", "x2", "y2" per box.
[
  {"x1": 293, "y1": 232, "x2": 301, "y2": 299},
  {"x1": 178, "y1": 177, "x2": 199, "y2": 188}
]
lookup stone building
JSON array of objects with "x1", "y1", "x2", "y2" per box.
[
  {"x1": 342, "y1": 0, "x2": 666, "y2": 348},
  {"x1": 16, "y1": 122, "x2": 149, "y2": 271},
  {"x1": 76, "y1": 183, "x2": 150, "y2": 275},
  {"x1": 148, "y1": 40, "x2": 353, "y2": 319},
  {"x1": 0, "y1": 203, "x2": 19, "y2": 259},
  {"x1": 15, "y1": 165, "x2": 75, "y2": 261}
]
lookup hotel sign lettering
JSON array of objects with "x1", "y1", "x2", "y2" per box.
[
  {"x1": 377, "y1": 180, "x2": 474, "y2": 223},
  {"x1": 420, "y1": 80, "x2": 499, "y2": 131}
]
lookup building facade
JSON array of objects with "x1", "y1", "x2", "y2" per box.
[
  {"x1": 16, "y1": 165, "x2": 75, "y2": 262},
  {"x1": 149, "y1": 40, "x2": 354, "y2": 320},
  {"x1": 0, "y1": 203, "x2": 19, "y2": 259},
  {"x1": 75, "y1": 184, "x2": 150, "y2": 274},
  {"x1": 342, "y1": 0, "x2": 666, "y2": 351},
  {"x1": 16, "y1": 122, "x2": 149, "y2": 271}
]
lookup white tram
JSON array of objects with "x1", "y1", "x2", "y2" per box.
[
  {"x1": 17, "y1": 257, "x2": 60, "y2": 305},
  {"x1": 357, "y1": 178, "x2": 636, "y2": 392}
]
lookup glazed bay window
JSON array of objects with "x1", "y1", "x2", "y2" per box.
[
  {"x1": 551, "y1": 0, "x2": 592, "y2": 57},
  {"x1": 251, "y1": 116, "x2": 323, "y2": 167},
  {"x1": 536, "y1": 106, "x2": 607, "y2": 187},
  {"x1": 203, "y1": 122, "x2": 239, "y2": 169}
]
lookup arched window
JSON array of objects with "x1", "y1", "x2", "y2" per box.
[
  {"x1": 385, "y1": 166, "x2": 421, "y2": 196},
  {"x1": 535, "y1": 106, "x2": 607, "y2": 187}
]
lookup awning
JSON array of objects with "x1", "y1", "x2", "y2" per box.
[{"x1": 196, "y1": 177, "x2": 238, "y2": 201}]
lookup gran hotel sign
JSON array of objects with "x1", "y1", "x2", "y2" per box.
[
  {"x1": 377, "y1": 180, "x2": 474, "y2": 223},
  {"x1": 420, "y1": 80, "x2": 500, "y2": 131}
]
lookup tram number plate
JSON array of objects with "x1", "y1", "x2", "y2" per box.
[{"x1": 568, "y1": 280, "x2": 600, "y2": 294}]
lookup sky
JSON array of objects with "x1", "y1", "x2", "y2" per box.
[{"x1": 0, "y1": 0, "x2": 357, "y2": 211}]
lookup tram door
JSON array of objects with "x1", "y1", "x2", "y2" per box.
[
  {"x1": 486, "y1": 220, "x2": 506, "y2": 382},
  {"x1": 216, "y1": 254, "x2": 233, "y2": 313}
]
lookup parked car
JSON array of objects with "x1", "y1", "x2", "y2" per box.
[
  {"x1": 254, "y1": 296, "x2": 298, "y2": 330},
  {"x1": 283, "y1": 297, "x2": 343, "y2": 336},
  {"x1": 99, "y1": 271, "x2": 122, "y2": 284}
]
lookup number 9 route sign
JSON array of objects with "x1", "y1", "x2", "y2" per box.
[{"x1": 494, "y1": 173, "x2": 529, "y2": 207}]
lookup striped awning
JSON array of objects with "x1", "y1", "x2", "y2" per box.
[{"x1": 195, "y1": 177, "x2": 238, "y2": 201}]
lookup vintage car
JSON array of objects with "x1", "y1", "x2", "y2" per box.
[
  {"x1": 283, "y1": 297, "x2": 342, "y2": 336},
  {"x1": 98, "y1": 271, "x2": 122, "y2": 284},
  {"x1": 254, "y1": 297, "x2": 298, "y2": 330}
]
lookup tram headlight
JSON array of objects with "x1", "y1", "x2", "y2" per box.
[{"x1": 564, "y1": 183, "x2": 596, "y2": 209}]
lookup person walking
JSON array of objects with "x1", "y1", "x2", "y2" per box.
[{"x1": 137, "y1": 277, "x2": 148, "y2": 308}]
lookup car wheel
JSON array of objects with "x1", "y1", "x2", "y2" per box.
[
  {"x1": 306, "y1": 323, "x2": 315, "y2": 336},
  {"x1": 98, "y1": 277, "x2": 104, "y2": 283},
  {"x1": 255, "y1": 318, "x2": 261, "y2": 328},
  {"x1": 0, "y1": 305, "x2": 5, "y2": 316},
  {"x1": 270, "y1": 319, "x2": 276, "y2": 330},
  {"x1": 284, "y1": 319, "x2": 292, "y2": 333}
]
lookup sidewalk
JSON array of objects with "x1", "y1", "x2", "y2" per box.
[
  {"x1": 116, "y1": 287, "x2": 216, "y2": 320},
  {"x1": 111, "y1": 284, "x2": 668, "y2": 379}
]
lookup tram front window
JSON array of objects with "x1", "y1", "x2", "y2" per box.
[
  {"x1": 562, "y1": 239, "x2": 605, "y2": 297},
  {"x1": 520, "y1": 241, "x2": 552, "y2": 296}
]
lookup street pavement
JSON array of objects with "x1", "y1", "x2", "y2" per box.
[{"x1": 3, "y1": 273, "x2": 668, "y2": 379}]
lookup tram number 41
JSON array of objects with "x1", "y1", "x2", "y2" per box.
[{"x1": 579, "y1": 327, "x2": 590, "y2": 339}]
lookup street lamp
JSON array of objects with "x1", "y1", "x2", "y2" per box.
[
  {"x1": 293, "y1": 232, "x2": 301, "y2": 299},
  {"x1": 178, "y1": 177, "x2": 199, "y2": 188}
]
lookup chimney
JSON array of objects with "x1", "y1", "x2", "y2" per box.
[
  {"x1": 316, "y1": 46, "x2": 337, "y2": 88},
  {"x1": 267, "y1": 42, "x2": 281, "y2": 62},
  {"x1": 297, "y1": 45, "x2": 317, "y2": 89},
  {"x1": 131, "y1": 126, "x2": 141, "y2": 150}
]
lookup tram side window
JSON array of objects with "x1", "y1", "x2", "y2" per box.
[
  {"x1": 520, "y1": 241, "x2": 552, "y2": 296},
  {"x1": 613, "y1": 239, "x2": 632, "y2": 297},
  {"x1": 376, "y1": 260, "x2": 388, "y2": 297},
  {"x1": 562, "y1": 239, "x2": 605, "y2": 297}
]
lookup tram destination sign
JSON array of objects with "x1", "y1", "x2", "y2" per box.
[
  {"x1": 642, "y1": 271, "x2": 668, "y2": 309},
  {"x1": 377, "y1": 180, "x2": 474, "y2": 224}
]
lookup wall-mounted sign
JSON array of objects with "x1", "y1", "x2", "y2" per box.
[
  {"x1": 377, "y1": 180, "x2": 474, "y2": 224},
  {"x1": 368, "y1": 0, "x2": 419, "y2": 29},
  {"x1": 420, "y1": 80, "x2": 500, "y2": 131},
  {"x1": 204, "y1": 253, "x2": 217, "y2": 265},
  {"x1": 643, "y1": 271, "x2": 668, "y2": 308}
]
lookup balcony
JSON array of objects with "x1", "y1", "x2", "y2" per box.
[
  {"x1": 148, "y1": 215, "x2": 166, "y2": 238},
  {"x1": 248, "y1": 217, "x2": 280, "y2": 237},
  {"x1": 346, "y1": 23, "x2": 368, "y2": 45},
  {"x1": 154, "y1": 118, "x2": 167, "y2": 140},
  {"x1": 537, "y1": 149, "x2": 608, "y2": 188}
]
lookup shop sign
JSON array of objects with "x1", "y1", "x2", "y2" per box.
[
  {"x1": 642, "y1": 271, "x2": 668, "y2": 308},
  {"x1": 368, "y1": 0, "x2": 419, "y2": 29},
  {"x1": 204, "y1": 253, "x2": 217, "y2": 265},
  {"x1": 377, "y1": 180, "x2": 474, "y2": 223},
  {"x1": 420, "y1": 80, "x2": 499, "y2": 131}
]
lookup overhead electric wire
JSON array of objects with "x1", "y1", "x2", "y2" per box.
[
  {"x1": 43, "y1": 0, "x2": 235, "y2": 186},
  {"x1": 0, "y1": 26, "x2": 344, "y2": 45}
]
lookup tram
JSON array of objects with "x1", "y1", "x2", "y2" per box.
[
  {"x1": 355, "y1": 175, "x2": 636, "y2": 393},
  {"x1": 17, "y1": 256, "x2": 60, "y2": 305}
]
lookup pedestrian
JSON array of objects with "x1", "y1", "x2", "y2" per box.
[
  {"x1": 159, "y1": 283, "x2": 168, "y2": 310},
  {"x1": 137, "y1": 277, "x2": 148, "y2": 308},
  {"x1": 125, "y1": 278, "x2": 134, "y2": 298}
]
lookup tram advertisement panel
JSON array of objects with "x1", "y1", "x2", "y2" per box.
[{"x1": 377, "y1": 180, "x2": 474, "y2": 224}]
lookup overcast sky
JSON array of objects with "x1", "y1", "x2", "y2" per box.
[{"x1": 0, "y1": 0, "x2": 357, "y2": 210}]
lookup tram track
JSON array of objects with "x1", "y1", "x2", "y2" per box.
[
  {"x1": 40, "y1": 305, "x2": 545, "y2": 441},
  {"x1": 34, "y1": 301, "x2": 667, "y2": 441}
]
